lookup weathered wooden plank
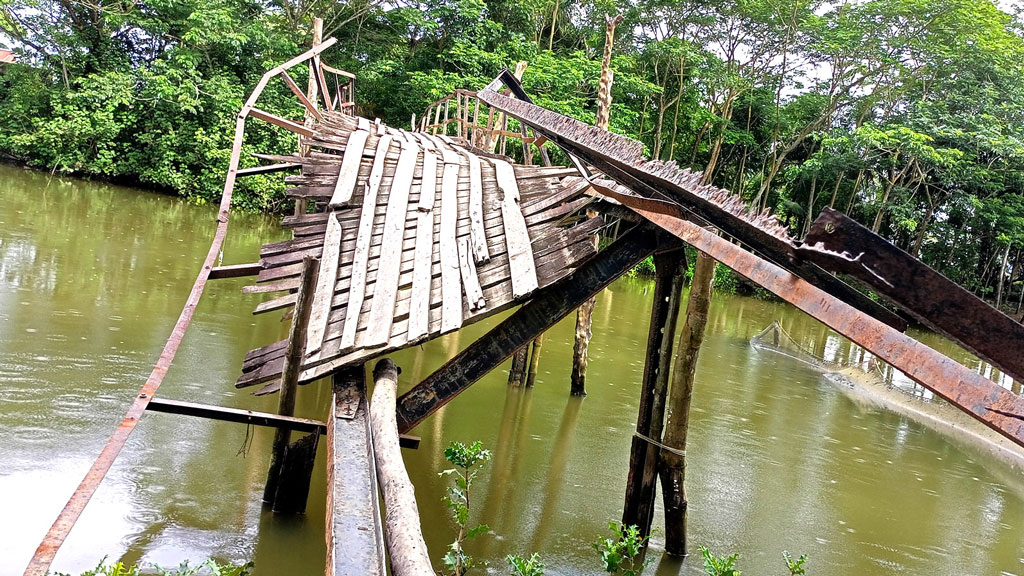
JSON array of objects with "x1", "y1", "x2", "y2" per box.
[
  {"x1": 209, "y1": 262, "x2": 262, "y2": 279},
  {"x1": 278, "y1": 70, "x2": 322, "y2": 121},
  {"x1": 364, "y1": 139, "x2": 418, "y2": 348},
  {"x1": 147, "y1": 397, "x2": 328, "y2": 434},
  {"x1": 305, "y1": 211, "x2": 343, "y2": 358},
  {"x1": 394, "y1": 224, "x2": 663, "y2": 432},
  {"x1": 458, "y1": 237, "x2": 486, "y2": 310},
  {"x1": 340, "y1": 134, "x2": 395, "y2": 351},
  {"x1": 490, "y1": 158, "x2": 538, "y2": 298},
  {"x1": 328, "y1": 129, "x2": 370, "y2": 207},
  {"x1": 423, "y1": 133, "x2": 465, "y2": 335},
  {"x1": 408, "y1": 149, "x2": 438, "y2": 342},
  {"x1": 327, "y1": 366, "x2": 388, "y2": 576},
  {"x1": 249, "y1": 107, "x2": 315, "y2": 137},
  {"x1": 237, "y1": 162, "x2": 301, "y2": 177},
  {"x1": 461, "y1": 149, "x2": 489, "y2": 263},
  {"x1": 240, "y1": 230, "x2": 600, "y2": 389}
]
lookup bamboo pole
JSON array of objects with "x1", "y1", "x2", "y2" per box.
[
  {"x1": 570, "y1": 15, "x2": 620, "y2": 395},
  {"x1": 525, "y1": 335, "x2": 544, "y2": 387},
  {"x1": 369, "y1": 359, "x2": 435, "y2": 576}
]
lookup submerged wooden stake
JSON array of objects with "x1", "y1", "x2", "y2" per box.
[
  {"x1": 264, "y1": 255, "x2": 319, "y2": 504},
  {"x1": 369, "y1": 359, "x2": 434, "y2": 576},
  {"x1": 622, "y1": 248, "x2": 686, "y2": 538},
  {"x1": 660, "y1": 251, "x2": 715, "y2": 555},
  {"x1": 526, "y1": 335, "x2": 544, "y2": 388},
  {"x1": 508, "y1": 346, "x2": 529, "y2": 387}
]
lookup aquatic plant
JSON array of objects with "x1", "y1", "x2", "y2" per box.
[
  {"x1": 699, "y1": 547, "x2": 740, "y2": 576},
  {"x1": 782, "y1": 551, "x2": 808, "y2": 575},
  {"x1": 439, "y1": 440, "x2": 493, "y2": 575},
  {"x1": 593, "y1": 522, "x2": 651, "y2": 576},
  {"x1": 506, "y1": 553, "x2": 545, "y2": 576},
  {"x1": 50, "y1": 559, "x2": 252, "y2": 576}
]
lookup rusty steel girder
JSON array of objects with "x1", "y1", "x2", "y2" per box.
[
  {"x1": 477, "y1": 75, "x2": 908, "y2": 333},
  {"x1": 800, "y1": 208, "x2": 1024, "y2": 386},
  {"x1": 478, "y1": 70, "x2": 1024, "y2": 448}
]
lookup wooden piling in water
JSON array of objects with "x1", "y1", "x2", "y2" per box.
[
  {"x1": 526, "y1": 335, "x2": 544, "y2": 387},
  {"x1": 508, "y1": 345, "x2": 529, "y2": 387},
  {"x1": 659, "y1": 251, "x2": 715, "y2": 556},
  {"x1": 622, "y1": 247, "x2": 686, "y2": 538},
  {"x1": 264, "y1": 255, "x2": 319, "y2": 504}
]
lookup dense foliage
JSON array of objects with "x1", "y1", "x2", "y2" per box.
[{"x1": 2, "y1": 0, "x2": 1024, "y2": 301}]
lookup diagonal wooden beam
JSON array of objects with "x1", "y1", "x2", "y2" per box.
[{"x1": 395, "y1": 223, "x2": 666, "y2": 433}]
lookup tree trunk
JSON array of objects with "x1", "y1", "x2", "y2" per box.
[
  {"x1": 659, "y1": 252, "x2": 716, "y2": 556},
  {"x1": 996, "y1": 243, "x2": 1011, "y2": 309},
  {"x1": 369, "y1": 359, "x2": 434, "y2": 576}
]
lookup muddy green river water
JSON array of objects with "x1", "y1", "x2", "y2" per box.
[{"x1": 2, "y1": 163, "x2": 1023, "y2": 575}]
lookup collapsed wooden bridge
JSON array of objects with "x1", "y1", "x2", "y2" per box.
[{"x1": 25, "y1": 36, "x2": 1024, "y2": 576}]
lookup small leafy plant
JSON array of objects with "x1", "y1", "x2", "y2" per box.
[
  {"x1": 783, "y1": 551, "x2": 808, "y2": 575},
  {"x1": 51, "y1": 559, "x2": 253, "y2": 576},
  {"x1": 506, "y1": 553, "x2": 545, "y2": 576},
  {"x1": 593, "y1": 522, "x2": 651, "y2": 576},
  {"x1": 439, "y1": 440, "x2": 493, "y2": 576},
  {"x1": 699, "y1": 547, "x2": 740, "y2": 576}
]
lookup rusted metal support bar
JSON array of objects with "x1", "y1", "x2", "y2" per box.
[
  {"x1": 326, "y1": 364, "x2": 387, "y2": 576},
  {"x1": 800, "y1": 207, "x2": 1024, "y2": 385},
  {"x1": 264, "y1": 256, "x2": 318, "y2": 503},
  {"x1": 395, "y1": 223, "x2": 665, "y2": 433},
  {"x1": 24, "y1": 37, "x2": 340, "y2": 576},
  {"x1": 236, "y1": 162, "x2": 301, "y2": 177},
  {"x1": 622, "y1": 246, "x2": 686, "y2": 538},
  {"x1": 209, "y1": 262, "x2": 262, "y2": 279},
  {"x1": 631, "y1": 205, "x2": 1024, "y2": 449},
  {"x1": 477, "y1": 76, "x2": 907, "y2": 333}
]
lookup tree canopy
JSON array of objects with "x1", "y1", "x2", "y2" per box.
[{"x1": 2, "y1": 0, "x2": 1024, "y2": 302}]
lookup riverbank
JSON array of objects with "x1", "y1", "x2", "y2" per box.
[{"x1": 824, "y1": 366, "x2": 1024, "y2": 476}]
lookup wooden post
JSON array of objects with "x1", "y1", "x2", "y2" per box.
[
  {"x1": 569, "y1": 208, "x2": 602, "y2": 397},
  {"x1": 622, "y1": 248, "x2": 686, "y2": 538},
  {"x1": 659, "y1": 251, "x2": 715, "y2": 556},
  {"x1": 508, "y1": 345, "x2": 529, "y2": 387},
  {"x1": 264, "y1": 256, "x2": 319, "y2": 503},
  {"x1": 490, "y1": 62, "x2": 526, "y2": 153},
  {"x1": 526, "y1": 335, "x2": 544, "y2": 387},
  {"x1": 570, "y1": 17, "x2": 620, "y2": 394},
  {"x1": 296, "y1": 17, "x2": 323, "y2": 215},
  {"x1": 369, "y1": 359, "x2": 435, "y2": 576}
]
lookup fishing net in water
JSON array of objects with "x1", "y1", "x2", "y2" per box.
[{"x1": 749, "y1": 320, "x2": 852, "y2": 373}]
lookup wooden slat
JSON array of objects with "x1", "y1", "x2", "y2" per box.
[
  {"x1": 278, "y1": 70, "x2": 323, "y2": 121},
  {"x1": 458, "y1": 237, "x2": 486, "y2": 310},
  {"x1": 340, "y1": 134, "x2": 394, "y2": 351},
  {"x1": 408, "y1": 149, "x2": 438, "y2": 342},
  {"x1": 210, "y1": 262, "x2": 262, "y2": 279},
  {"x1": 249, "y1": 107, "x2": 315, "y2": 137},
  {"x1": 462, "y1": 149, "x2": 489, "y2": 263},
  {"x1": 363, "y1": 139, "x2": 418, "y2": 348},
  {"x1": 237, "y1": 162, "x2": 301, "y2": 177},
  {"x1": 313, "y1": 55, "x2": 334, "y2": 111},
  {"x1": 328, "y1": 129, "x2": 370, "y2": 208},
  {"x1": 305, "y1": 211, "x2": 343, "y2": 357},
  {"x1": 490, "y1": 158, "x2": 538, "y2": 298}
]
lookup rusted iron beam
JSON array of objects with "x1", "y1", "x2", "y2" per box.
[
  {"x1": 800, "y1": 207, "x2": 1024, "y2": 385},
  {"x1": 625, "y1": 201, "x2": 1024, "y2": 449},
  {"x1": 327, "y1": 365, "x2": 388, "y2": 576},
  {"x1": 395, "y1": 223, "x2": 665, "y2": 433},
  {"x1": 24, "y1": 37, "x2": 340, "y2": 576},
  {"x1": 477, "y1": 76, "x2": 908, "y2": 333}
]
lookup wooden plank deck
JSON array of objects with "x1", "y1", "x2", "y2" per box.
[{"x1": 237, "y1": 111, "x2": 600, "y2": 392}]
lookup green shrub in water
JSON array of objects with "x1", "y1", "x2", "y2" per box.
[
  {"x1": 506, "y1": 553, "x2": 545, "y2": 576},
  {"x1": 593, "y1": 522, "x2": 651, "y2": 576},
  {"x1": 439, "y1": 440, "x2": 493, "y2": 576}
]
